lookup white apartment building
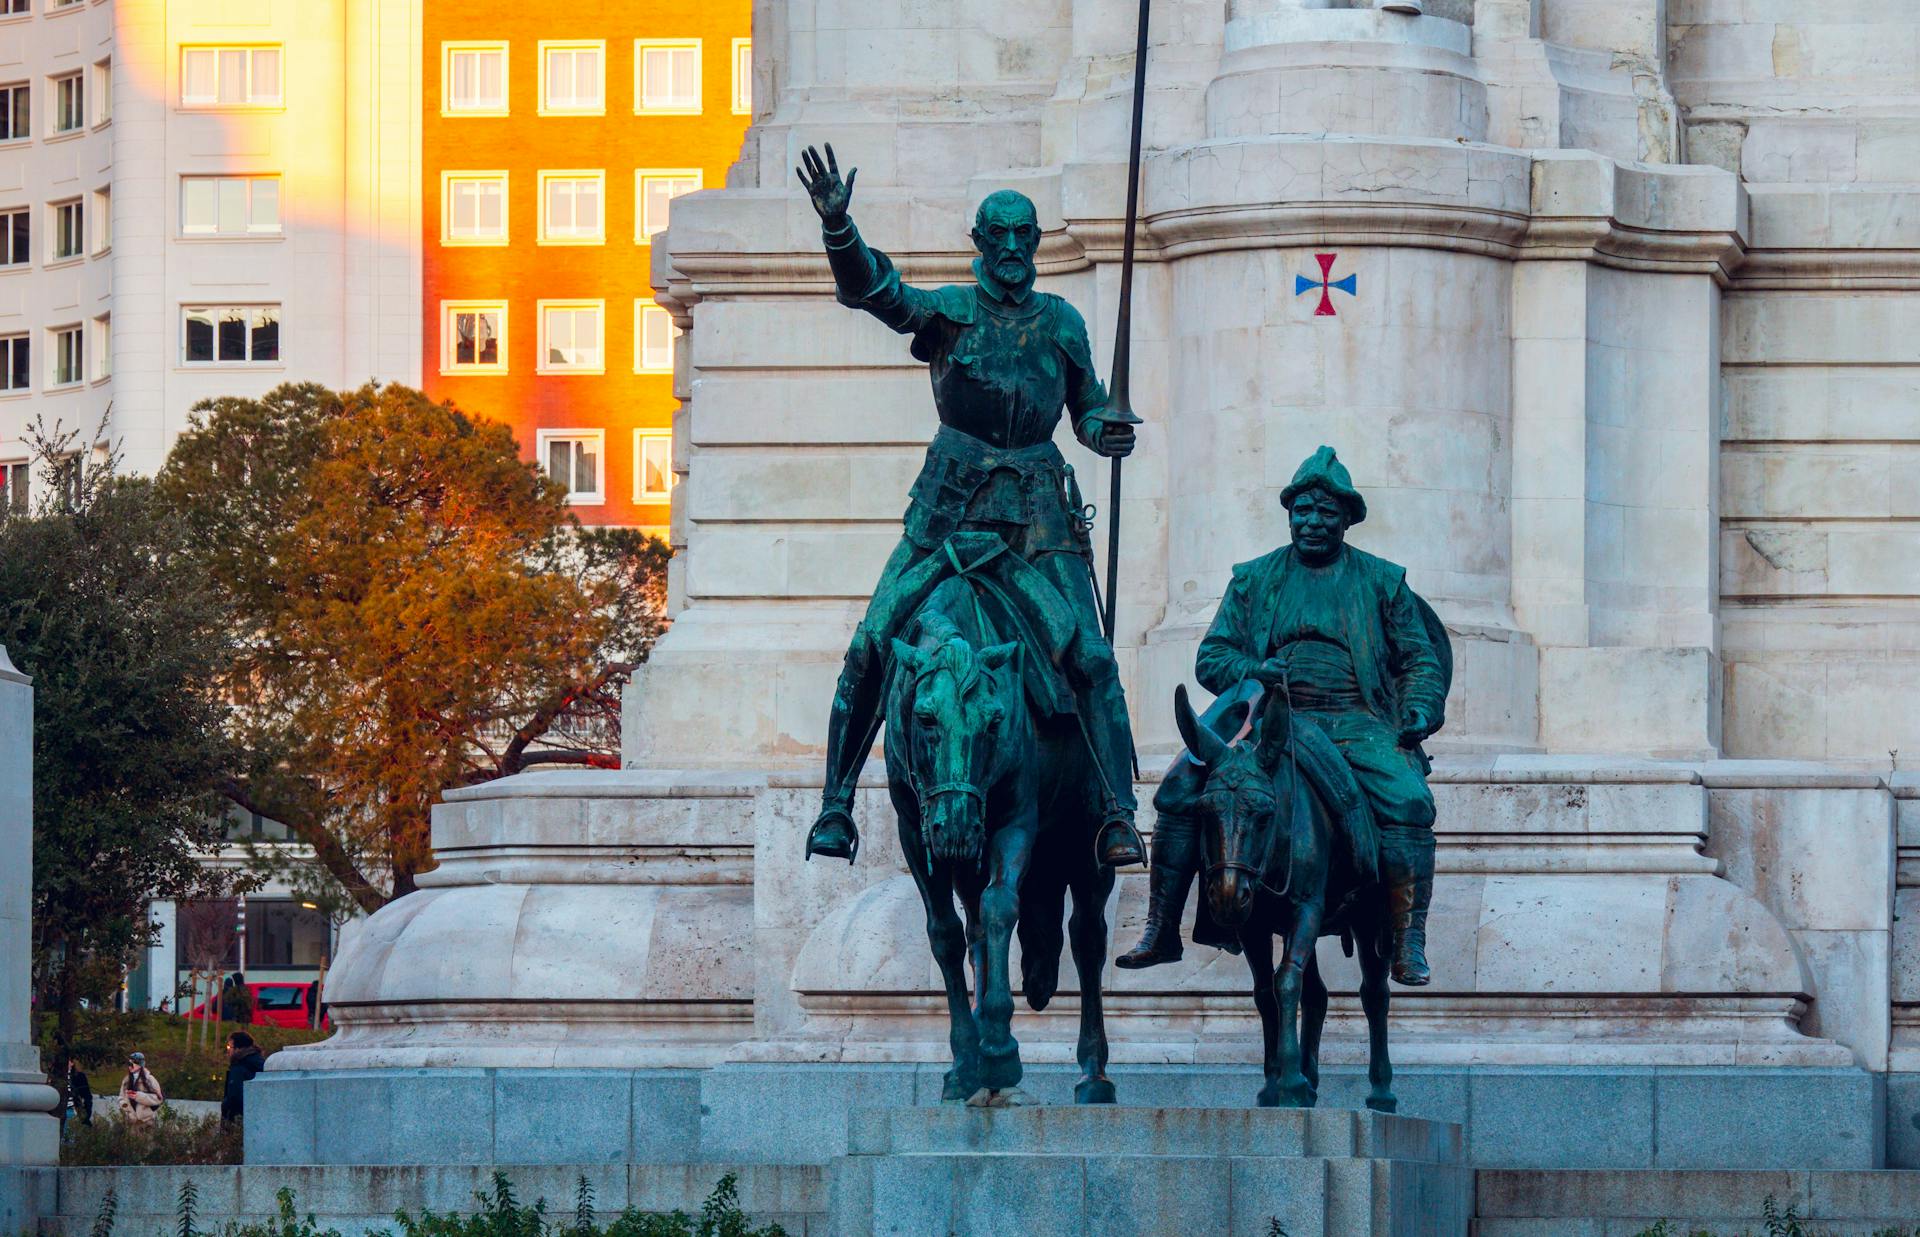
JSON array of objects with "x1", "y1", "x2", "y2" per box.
[{"x1": 0, "y1": 0, "x2": 422, "y2": 505}]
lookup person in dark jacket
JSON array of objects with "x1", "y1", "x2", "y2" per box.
[
  {"x1": 221, "y1": 1032, "x2": 265, "y2": 1124},
  {"x1": 66, "y1": 1061, "x2": 93, "y2": 1126}
]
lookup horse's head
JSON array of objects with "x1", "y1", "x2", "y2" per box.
[
  {"x1": 1173, "y1": 683, "x2": 1293, "y2": 930},
  {"x1": 893, "y1": 634, "x2": 1019, "y2": 865}
]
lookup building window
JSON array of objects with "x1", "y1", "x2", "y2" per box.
[
  {"x1": 92, "y1": 313, "x2": 108, "y2": 380},
  {"x1": 732, "y1": 39, "x2": 751, "y2": 115},
  {"x1": 51, "y1": 72, "x2": 82, "y2": 133},
  {"x1": 91, "y1": 186, "x2": 109, "y2": 252},
  {"x1": 443, "y1": 42, "x2": 507, "y2": 116},
  {"x1": 0, "y1": 1, "x2": 27, "y2": 17},
  {"x1": 636, "y1": 40, "x2": 700, "y2": 114},
  {"x1": 50, "y1": 0, "x2": 78, "y2": 8},
  {"x1": 0, "y1": 83, "x2": 26, "y2": 142},
  {"x1": 635, "y1": 432, "x2": 673, "y2": 501},
  {"x1": 637, "y1": 170, "x2": 701, "y2": 241},
  {"x1": 441, "y1": 302, "x2": 505, "y2": 373},
  {"x1": 539, "y1": 41, "x2": 603, "y2": 115},
  {"x1": 636, "y1": 303, "x2": 675, "y2": 373},
  {"x1": 50, "y1": 199, "x2": 82, "y2": 261},
  {"x1": 0, "y1": 208, "x2": 26, "y2": 267},
  {"x1": 538, "y1": 171, "x2": 603, "y2": 244},
  {"x1": 0, "y1": 335, "x2": 26, "y2": 393},
  {"x1": 48, "y1": 324, "x2": 81, "y2": 387},
  {"x1": 181, "y1": 175, "x2": 281, "y2": 236},
  {"x1": 538, "y1": 301, "x2": 603, "y2": 374},
  {"x1": 180, "y1": 47, "x2": 282, "y2": 108},
  {"x1": 441, "y1": 172, "x2": 507, "y2": 244},
  {"x1": 93, "y1": 58, "x2": 110, "y2": 124},
  {"x1": 537, "y1": 430, "x2": 603, "y2": 504},
  {"x1": 183, "y1": 305, "x2": 280, "y2": 365},
  {"x1": 0, "y1": 462, "x2": 25, "y2": 515}
]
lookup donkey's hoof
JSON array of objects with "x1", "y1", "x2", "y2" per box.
[
  {"x1": 967, "y1": 1086, "x2": 1034, "y2": 1109},
  {"x1": 1074, "y1": 1075, "x2": 1117, "y2": 1105},
  {"x1": 1366, "y1": 1092, "x2": 1399, "y2": 1114},
  {"x1": 1257, "y1": 1079, "x2": 1281, "y2": 1108}
]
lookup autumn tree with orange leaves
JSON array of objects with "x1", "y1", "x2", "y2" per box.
[{"x1": 158, "y1": 383, "x2": 667, "y2": 910}]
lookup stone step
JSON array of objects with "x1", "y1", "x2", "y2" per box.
[
  {"x1": 850, "y1": 1104, "x2": 1463, "y2": 1164},
  {"x1": 1474, "y1": 1169, "x2": 1920, "y2": 1235},
  {"x1": 833, "y1": 1151, "x2": 1474, "y2": 1237}
]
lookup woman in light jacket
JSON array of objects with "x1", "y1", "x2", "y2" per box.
[{"x1": 118, "y1": 1052, "x2": 164, "y2": 1124}]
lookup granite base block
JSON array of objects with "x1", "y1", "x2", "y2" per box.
[{"x1": 251, "y1": 1063, "x2": 1883, "y2": 1171}]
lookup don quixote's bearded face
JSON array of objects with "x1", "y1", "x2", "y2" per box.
[{"x1": 892, "y1": 635, "x2": 1018, "y2": 865}]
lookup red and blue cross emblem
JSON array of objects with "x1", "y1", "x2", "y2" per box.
[{"x1": 1295, "y1": 253, "x2": 1356, "y2": 317}]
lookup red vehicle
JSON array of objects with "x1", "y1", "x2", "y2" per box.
[{"x1": 185, "y1": 981, "x2": 329, "y2": 1030}]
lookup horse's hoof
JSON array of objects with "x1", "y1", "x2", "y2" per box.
[
  {"x1": 1075, "y1": 1076, "x2": 1117, "y2": 1105},
  {"x1": 1257, "y1": 1080, "x2": 1282, "y2": 1108},
  {"x1": 1275, "y1": 1077, "x2": 1315, "y2": 1108},
  {"x1": 942, "y1": 1067, "x2": 978, "y2": 1103},
  {"x1": 1366, "y1": 1093, "x2": 1399, "y2": 1114}
]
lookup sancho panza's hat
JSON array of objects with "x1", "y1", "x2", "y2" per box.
[{"x1": 1280, "y1": 445, "x2": 1366, "y2": 525}]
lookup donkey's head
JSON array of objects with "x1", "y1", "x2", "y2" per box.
[
  {"x1": 1174, "y1": 684, "x2": 1293, "y2": 930},
  {"x1": 893, "y1": 633, "x2": 1019, "y2": 865}
]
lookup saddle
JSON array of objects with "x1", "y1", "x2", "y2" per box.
[{"x1": 872, "y1": 532, "x2": 1081, "y2": 719}]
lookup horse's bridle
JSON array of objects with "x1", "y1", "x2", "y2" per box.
[{"x1": 1200, "y1": 672, "x2": 1300, "y2": 902}]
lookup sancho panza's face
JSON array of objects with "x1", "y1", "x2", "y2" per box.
[
  {"x1": 1289, "y1": 487, "x2": 1351, "y2": 566},
  {"x1": 971, "y1": 190, "x2": 1041, "y2": 291}
]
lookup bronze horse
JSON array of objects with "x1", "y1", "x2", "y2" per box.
[
  {"x1": 885, "y1": 574, "x2": 1119, "y2": 1106},
  {"x1": 1170, "y1": 682, "x2": 1398, "y2": 1112}
]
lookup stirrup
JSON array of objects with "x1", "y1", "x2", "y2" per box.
[
  {"x1": 806, "y1": 808, "x2": 859, "y2": 863},
  {"x1": 1095, "y1": 815, "x2": 1146, "y2": 868}
]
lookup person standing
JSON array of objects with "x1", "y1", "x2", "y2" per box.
[
  {"x1": 66, "y1": 1060, "x2": 93, "y2": 1127},
  {"x1": 119, "y1": 1052, "x2": 164, "y2": 1124},
  {"x1": 221, "y1": 1031, "x2": 265, "y2": 1124}
]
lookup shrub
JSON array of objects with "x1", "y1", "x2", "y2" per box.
[
  {"x1": 62, "y1": 1108, "x2": 241, "y2": 1167},
  {"x1": 386, "y1": 1173, "x2": 788, "y2": 1237}
]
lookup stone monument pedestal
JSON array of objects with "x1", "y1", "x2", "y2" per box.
[{"x1": 828, "y1": 1105, "x2": 1471, "y2": 1236}]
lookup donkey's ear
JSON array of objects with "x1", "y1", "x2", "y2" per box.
[
  {"x1": 979, "y1": 642, "x2": 1019, "y2": 671},
  {"x1": 1175, "y1": 684, "x2": 1228, "y2": 767},
  {"x1": 1255, "y1": 687, "x2": 1293, "y2": 775},
  {"x1": 890, "y1": 639, "x2": 922, "y2": 671}
]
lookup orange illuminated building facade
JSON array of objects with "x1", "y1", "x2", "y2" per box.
[{"x1": 422, "y1": 1, "x2": 752, "y2": 532}]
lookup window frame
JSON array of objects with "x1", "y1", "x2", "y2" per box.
[
  {"x1": 0, "y1": 207, "x2": 28, "y2": 268},
  {"x1": 636, "y1": 168, "x2": 702, "y2": 242},
  {"x1": 535, "y1": 428, "x2": 605, "y2": 506},
  {"x1": 0, "y1": 82, "x2": 27, "y2": 144},
  {"x1": 48, "y1": 198, "x2": 82, "y2": 263},
  {"x1": 0, "y1": 461, "x2": 26, "y2": 515},
  {"x1": 180, "y1": 304, "x2": 282, "y2": 367},
  {"x1": 634, "y1": 430, "x2": 674, "y2": 502},
  {"x1": 536, "y1": 169, "x2": 605, "y2": 246},
  {"x1": 0, "y1": 1, "x2": 29, "y2": 21},
  {"x1": 0, "y1": 334, "x2": 28, "y2": 394},
  {"x1": 635, "y1": 302, "x2": 676, "y2": 374},
  {"x1": 92, "y1": 312, "x2": 108, "y2": 381},
  {"x1": 49, "y1": 71, "x2": 82, "y2": 135},
  {"x1": 537, "y1": 40, "x2": 605, "y2": 117},
  {"x1": 47, "y1": 323, "x2": 82, "y2": 389},
  {"x1": 732, "y1": 38, "x2": 751, "y2": 116},
  {"x1": 634, "y1": 39, "x2": 702, "y2": 115},
  {"x1": 92, "y1": 58, "x2": 110, "y2": 127},
  {"x1": 439, "y1": 300, "x2": 508, "y2": 375},
  {"x1": 91, "y1": 186, "x2": 109, "y2": 253},
  {"x1": 439, "y1": 170, "x2": 509, "y2": 246},
  {"x1": 179, "y1": 46, "x2": 284, "y2": 110},
  {"x1": 180, "y1": 174, "x2": 283, "y2": 238},
  {"x1": 536, "y1": 299, "x2": 605, "y2": 376},
  {"x1": 441, "y1": 41, "x2": 508, "y2": 117}
]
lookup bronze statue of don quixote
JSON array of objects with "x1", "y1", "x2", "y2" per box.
[{"x1": 796, "y1": 0, "x2": 1448, "y2": 1117}]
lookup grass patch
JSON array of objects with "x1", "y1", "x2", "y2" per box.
[
  {"x1": 46, "y1": 1010, "x2": 329, "y2": 1102},
  {"x1": 63, "y1": 1107, "x2": 242, "y2": 1166}
]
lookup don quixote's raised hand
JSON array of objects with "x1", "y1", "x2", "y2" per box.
[{"x1": 796, "y1": 144, "x2": 857, "y2": 229}]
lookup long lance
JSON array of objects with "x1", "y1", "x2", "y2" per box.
[{"x1": 1103, "y1": 0, "x2": 1152, "y2": 645}]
